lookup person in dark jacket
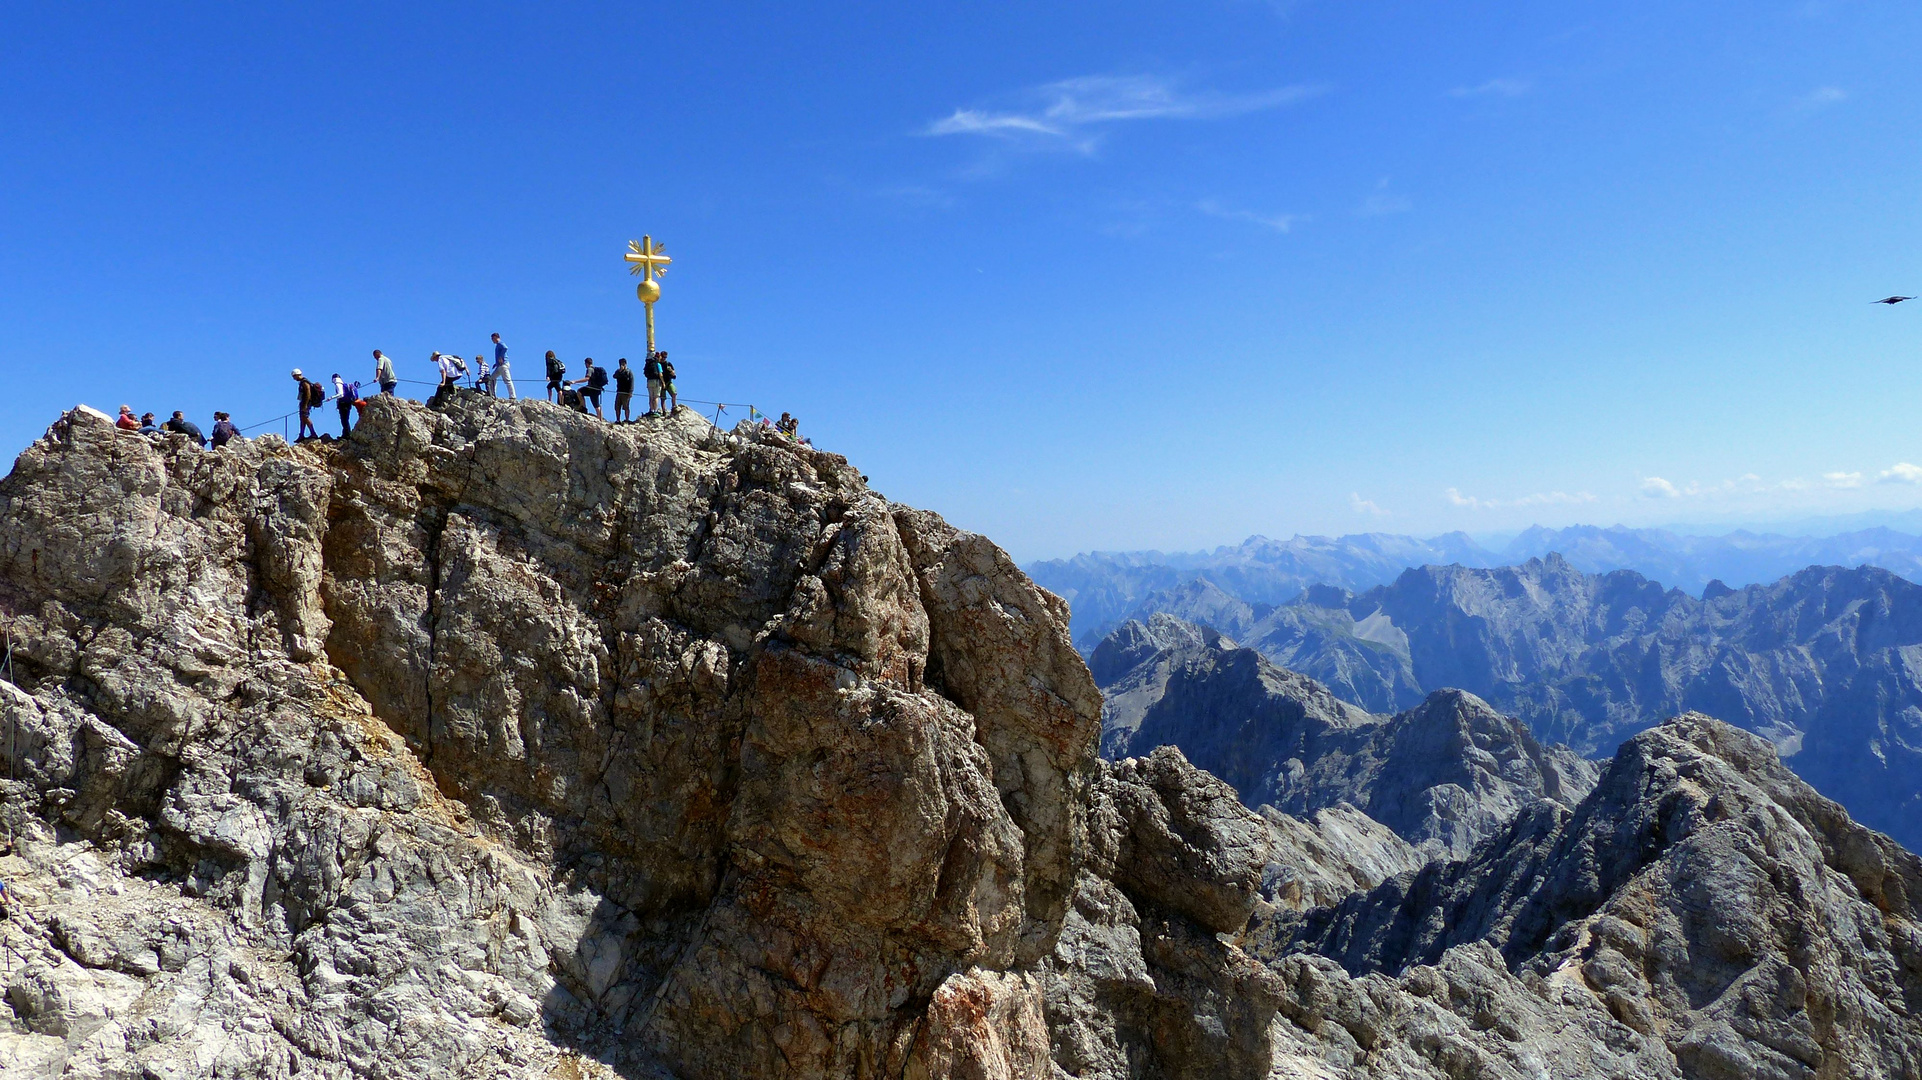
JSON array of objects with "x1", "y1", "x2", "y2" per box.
[
  {"x1": 613, "y1": 358, "x2": 635, "y2": 422},
  {"x1": 139, "y1": 412, "x2": 160, "y2": 435},
  {"x1": 545, "y1": 350, "x2": 566, "y2": 402},
  {"x1": 164, "y1": 411, "x2": 207, "y2": 447},
  {"x1": 210, "y1": 412, "x2": 240, "y2": 448},
  {"x1": 293, "y1": 369, "x2": 321, "y2": 440}
]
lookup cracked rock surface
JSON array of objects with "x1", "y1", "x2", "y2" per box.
[{"x1": 2, "y1": 397, "x2": 1919, "y2": 1079}]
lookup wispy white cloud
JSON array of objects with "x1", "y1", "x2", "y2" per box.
[
  {"x1": 1641, "y1": 477, "x2": 1681, "y2": 499},
  {"x1": 1823, "y1": 470, "x2": 1865, "y2": 489},
  {"x1": 1446, "y1": 487, "x2": 1596, "y2": 510},
  {"x1": 1350, "y1": 492, "x2": 1389, "y2": 517},
  {"x1": 1880, "y1": 463, "x2": 1922, "y2": 484},
  {"x1": 1449, "y1": 77, "x2": 1531, "y2": 99},
  {"x1": 1642, "y1": 473, "x2": 1773, "y2": 499},
  {"x1": 925, "y1": 75, "x2": 1327, "y2": 152},
  {"x1": 1197, "y1": 198, "x2": 1303, "y2": 233},
  {"x1": 1357, "y1": 177, "x2": 1411, "y2": 217}
]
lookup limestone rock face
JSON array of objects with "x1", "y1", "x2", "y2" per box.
[
  {"x1": 1256, "y1": 714, "x2": 1922, "y2": 1080},
  {"x1": 4, "y1": 397, "x2": 1921, "y2": 1080},
  {"x1": 0, "y1": 397, "x2": 1286, "y2": 1080},
  {"x1": 1096, "y1": 617, "x2": 1599, "y2": 860}
]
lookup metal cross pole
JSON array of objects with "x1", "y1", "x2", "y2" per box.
[{"x1": 624, "y1": 236, "x2": 673, "y2": 356}]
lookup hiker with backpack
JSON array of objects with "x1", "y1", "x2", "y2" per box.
[
  {"x1": 571, "y1": 358, "x2": 609, "y2": 420},
  {"x1": 434, "y1": 351, "x2": 462, "y2": 393},
  {"x1": 643, "y1": 352, "x2": 664, "y2": 416},
  {"x1": 613, "y1": 358, "x2": 635, "y2": 422},
  {"x1": 293, "y1": 370, "x2": 322, "y2": 440},
  {"x1": 658, "y1": 351, "x2": 678, "y2": 414},
  {"x1": 374, "y1": 350, "x2": 397, "y2": 395},
  {"x1": 545, "y1": 350, "x2": 565, "y2": 402},
  {"x1": 332, "y1": 373, "x2": 361, "y2": 436},
  {"x1": 211, "y1": 412, "x2": 240, "y2": 448}
]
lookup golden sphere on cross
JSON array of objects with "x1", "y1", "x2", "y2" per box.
[{"x1": 636, "y1": 279, "x2": 661, "y2": 303}]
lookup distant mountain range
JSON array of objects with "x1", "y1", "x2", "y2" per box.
[
  {"x1": 1091, "y1": 557, "x2": 1922, "y2": 852},
  {"x1": 1027, "y1": 524, "x2": 1922, "y2": 647}
]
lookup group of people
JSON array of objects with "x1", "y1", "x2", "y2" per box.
[
  {"x1": 114, "y1": 404, "x2": 240, "y2": 448},
  {"x1": 113, "y1": 333, "x2": 713, "y2": 451},
  {"x1": 534, "y1": 350, "x2": 678, "y2": 422}
]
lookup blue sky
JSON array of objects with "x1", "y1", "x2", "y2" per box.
[{"x1": 3, "y1": 2, "x2": 1920, "y2": 560}]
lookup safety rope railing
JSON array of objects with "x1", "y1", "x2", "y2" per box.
[{"x1": 157, "y1": 378, "x2": 779, "y2": 444}]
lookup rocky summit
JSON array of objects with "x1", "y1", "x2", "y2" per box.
[{"x1": 1, "y1": 394, "x2": 1919, "y2": 1079}]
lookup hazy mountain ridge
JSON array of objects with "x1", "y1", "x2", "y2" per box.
[
  {"x1": 1104, "y1": 554, "x2": 1922, "y2": 851},
  {"x1": 1030, "y1": 524, "x2": 1922, "y2": 647},
  {"x1": 1092, "y1": 618, "x2": 1600, "y2": 861}
]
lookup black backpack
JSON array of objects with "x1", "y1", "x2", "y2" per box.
[
  {"x1": 660, "y1": 361, "x2": 675, "y2": 382},
  {"x1": 588, "y1": 365, "x2": 608, "y2": 389},
  {"x1": 304, "y1": 381, "x2": 325, "y2": 407},
  {"x1": 546, "y1": 355, "x2": 565, "y2": 378},
  {"x1": 643, "y1": 357, "x2": 662, "y2": 380}
]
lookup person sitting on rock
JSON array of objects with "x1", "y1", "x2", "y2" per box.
[
  {"x1": 115, "y1": 405, "x2": 139, "y2": 431},
  {"x1": 211, "y1": 412, "x2": 240, "y2": 448},
  {"x1": 164, "y1": 410, "x2": 207, "y2": 448},
  {"x1": 139, "y1": 412, "x2": 160, "y2": 435}
]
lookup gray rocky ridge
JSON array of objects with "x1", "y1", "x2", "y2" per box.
[{"x1": 0, "y1": 395, "x2": 1918, "y2": 1078}]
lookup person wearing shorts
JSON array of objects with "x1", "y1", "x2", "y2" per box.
[
  {"x1": 643, "y1": 352, "x2": 663, "y2": 416},
  {"x1": 657, "y1": 352, "x2": 677, "y2": 413},
  {"x1": 571, "y1": 358, "x2": 607, "y2": 420},
  {"x1": 544, "y1": 350, "x2": 565, "y2": 402},
  {"x1": 613, "y1": 357, "x2": 635, "y2": 422}
]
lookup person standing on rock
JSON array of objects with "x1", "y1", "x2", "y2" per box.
[
  {"x1": 293, "y1": 370, "x2": 321, "y2": 440},
  {"x1": 658, "y1": 351, "x2": 678, "y2": 414},
  {"x1": 491, "y1": 333, "x2": 516, "y2": 399},
  {"x1": 643, "y1": 351, "x2": 664, "y2": 416},
  {"x1": 613, "y1": 357, "x2": 635, "y2": 423},
  {"x1": 332, "y1": 374, "x2": 360, "y2": 436},
  {"x1": 545, "y1": 350, "x2": 565, "y2": 403},
  {"x1": 374, "y1": 350, "x2": 397, "y2": 395},
  {"x1": 571, "y1": 358, "x2": 608, "y2": 420},
  {"x1": 433, "y1": 352, "x2": 460, "y2": 393}
]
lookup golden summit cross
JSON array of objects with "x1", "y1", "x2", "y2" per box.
[
  {"x1": 625, "y1": 236, "x2": 671, "y2": 282},
  {"x1": 625, "y1": 235, "x2": 672, "y2": 354}
]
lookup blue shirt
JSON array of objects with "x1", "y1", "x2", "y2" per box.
[{"x1": 495, "y1": 341, "x2": 508, "y2": 363}]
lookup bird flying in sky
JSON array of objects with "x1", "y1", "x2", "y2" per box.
[{"x1": 1874, "y1": 296, "x2": 1914, "y2": 304}]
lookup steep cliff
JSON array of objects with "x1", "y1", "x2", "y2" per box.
[
  {"x1": 1095, "y1": 616, "x2": 1598, "y2": 860},
  {"x1": 4, "y1": 397, "x2": 1920, "y2": 1079},
  {"x1": 0, "y1": 397, "x2": 1270, "y2": 1078}
]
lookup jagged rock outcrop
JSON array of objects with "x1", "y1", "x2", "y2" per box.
[
  {"x1": 1253, "y1": 714, "x2": 1922, "y2": 1079},
  {"x1": 1095, "y1": 616, "x2": 1598, "y2": 859},
  {"x1": 1208, "y1": 554, "x2": 1922, "y2": 851},
  {"x1": 0, "y1": 397, "x2": 1241, "y2": 1078},
  {"x1": 5, "y1": 398, "x2": 1921, "y2": 1079}
]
